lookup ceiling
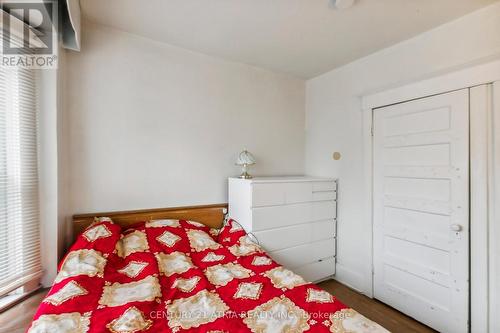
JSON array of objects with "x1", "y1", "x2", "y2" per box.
[{"x1": 81, "y1": 0, "x2": 497, "y2": 78}]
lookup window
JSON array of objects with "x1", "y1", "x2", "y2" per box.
[{"x1": 0, "y1": 65, "x2": 41, "y2": 300}]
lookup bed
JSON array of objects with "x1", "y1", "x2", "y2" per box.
[{"x1": 27, "y1": 204, "x2": 389, "y2": 332}]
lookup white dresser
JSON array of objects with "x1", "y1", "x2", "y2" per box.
[{"x1": 228, "y1": 176, "x2": 337, "y2": 282}]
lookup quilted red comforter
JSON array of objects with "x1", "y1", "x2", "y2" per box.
[{"x1": 27, "y1": 218, "x2": 388, "y2": 333}]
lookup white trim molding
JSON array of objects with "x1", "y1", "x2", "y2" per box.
[
  {"x1": 361, "y1": 59, "x2": 500, "y2": 332},
  {"x1": 361, "y1": 107, "x2": 374, "y2": 298},
  {"x1": 469, "y1": 84, "x2": 491, "y2": 333},
  {"x1": 490, "y1": 81, "x2": 500, "y2": 332},
  {"x1": 362, "y1": 59, "x2": 500, "y2": 110}
]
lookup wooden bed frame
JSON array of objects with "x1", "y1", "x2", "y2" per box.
[{"x1": 72, "y1": 203, "x2": 228, "y2": 240}]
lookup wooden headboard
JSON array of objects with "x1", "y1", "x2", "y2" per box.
[{"x1": 72, "y1": 203, "x2": 228, "y2": 240}]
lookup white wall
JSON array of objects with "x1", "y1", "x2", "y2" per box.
[
  {"x1": 38, "y1": 67, "x2": 59, "y2": 285},
  {"x1": 39, "y1": 45, "x2": 70, "y2": 285},
  {"x1": 66, "y1": 21, "x2": 305, "y2": 214},
  {"x1": 491, "y1": 81, "x2": 500, "y2": 332},
  {"x1": 305, "y1": 2, "x2": 500, "y2": 293}
]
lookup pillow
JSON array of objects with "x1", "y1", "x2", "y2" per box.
[
  {"x1": 56, "y1": 217, "x2": 121, "y2": 275},
  {"x1": 72, "y1": 217, "x2": 120, "y2": 254}
]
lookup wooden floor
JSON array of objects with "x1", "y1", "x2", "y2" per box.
[
  {"x1": 1, "y1": 280, "x2": 434, "y2": 333},
  {"x1": 0, "y1": 289, "x2": 48, "y2": 333},
  {"x1": 318, "y1": 279, "x2": 436, "y2": 333}
]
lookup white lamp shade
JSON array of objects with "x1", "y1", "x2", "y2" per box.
[{"x1": 236, "y1": 150, "x2": 256, "y2": 166}]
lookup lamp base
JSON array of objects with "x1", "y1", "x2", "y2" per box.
[{"x1": 238, "y1": 171, "x2": 253, "y2": 179}]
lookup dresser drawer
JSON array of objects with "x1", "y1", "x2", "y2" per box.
[
  {"x1": 294, "y1": 257, "x2": 336, "y2": 282},
  {"x1": 313, "y1": 181, "x2": 337, "y2": 192},
  {"x1": 252, "y1": 182, "x2": 313, "y2": 207},
  {"x1": 254, "y1": 220, "x2": 335, "y2": 252},
  {"x1": 312, "y1": 191, "x2": 336, "y2": 201},
  {"x1": 251, "y1": 183, "x2": 287, "y2": 207},
  {"x1": 312, "y1": 200, "x2": 336, "y2": 220},
  {"x1": 251, "y1": 201, "x2": 336, "y2": 231},
  {"x1": 268, "y1": 238, "x2": 335, "y2": 269},
  {"x1": 251, "y1": 181, "x2": 336, "y2": 208}
]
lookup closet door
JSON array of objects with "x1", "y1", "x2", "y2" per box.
[{"x1": 373, "y1": 89, "x2": 469, "y2": 333}]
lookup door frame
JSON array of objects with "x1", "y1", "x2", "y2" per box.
[{"x1": 361, "y1": 59, "x2": 500, "y2": 331}]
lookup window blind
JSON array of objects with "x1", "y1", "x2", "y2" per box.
[{"x1": 0, "y1": 60, "x2": 42, "y2": 296}]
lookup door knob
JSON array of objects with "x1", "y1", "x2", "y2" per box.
[{"x1": 450, "y1": 224, "x2": 462, "y2": 232}]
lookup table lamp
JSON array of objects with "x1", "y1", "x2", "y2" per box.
[{"x1": 236, "y1": 150, "x2": 256, "y2": 179}]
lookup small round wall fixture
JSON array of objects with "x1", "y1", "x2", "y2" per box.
[{"x1": 330, "y1": 0, "x2": 355, "y2": 9}]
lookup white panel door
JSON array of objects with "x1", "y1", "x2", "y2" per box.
[{"x1": 373, "y1": 89, "x2": 469, "y2": 333}]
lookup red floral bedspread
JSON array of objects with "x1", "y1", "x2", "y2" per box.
[{"x1": 28, "y1": 218, "x2": 388, "y2": 333}]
